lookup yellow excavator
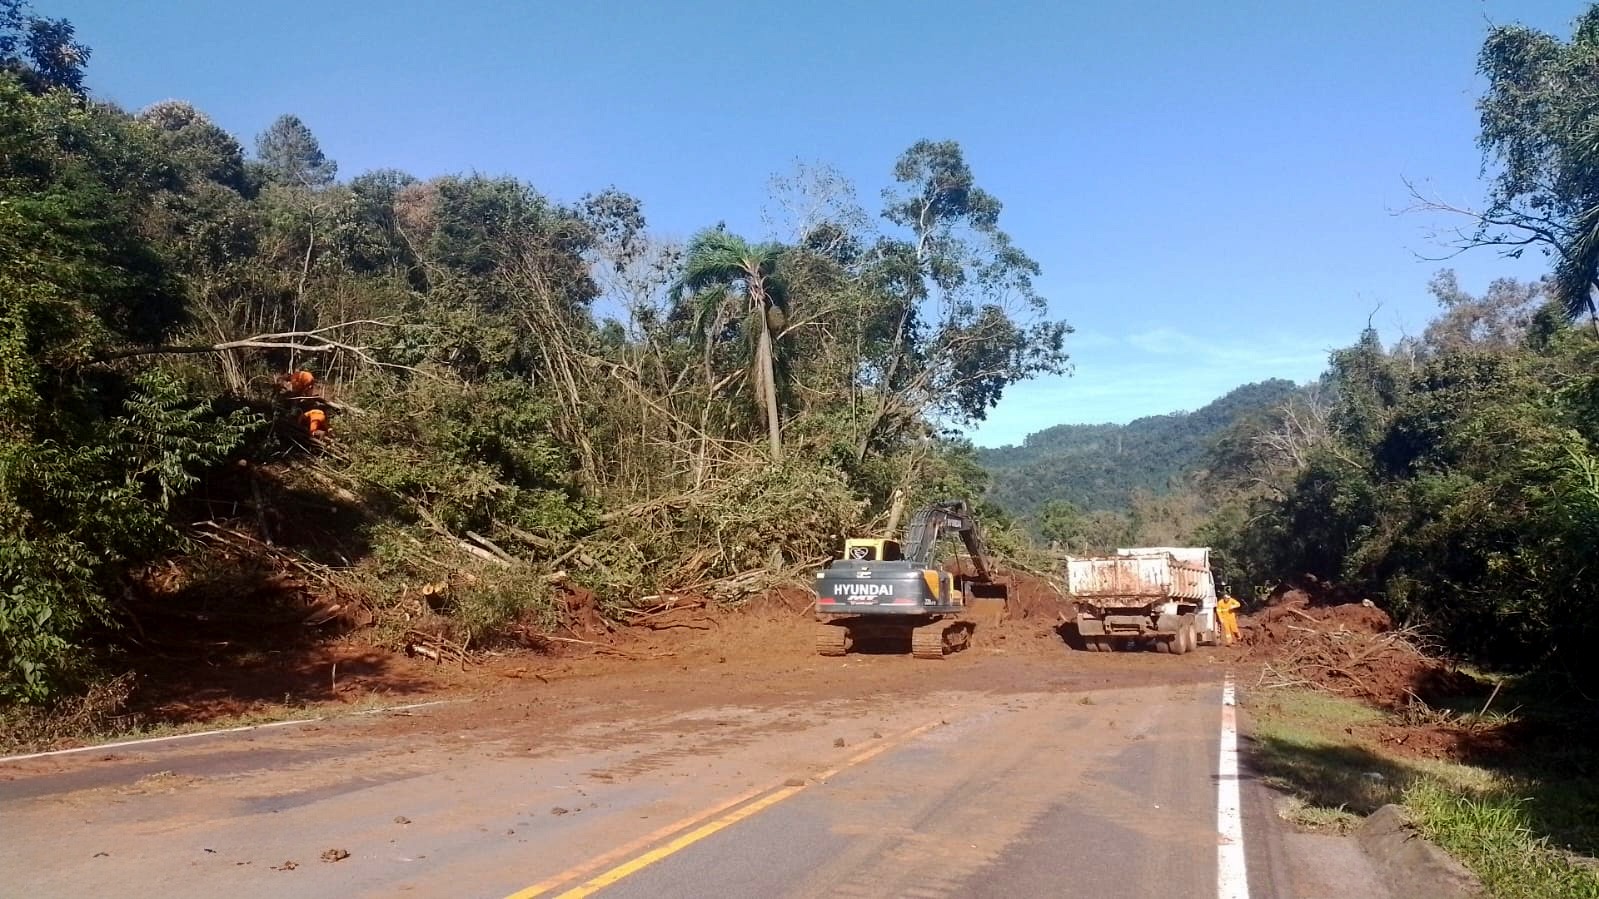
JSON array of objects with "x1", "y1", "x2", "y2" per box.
[{"x1": 813, "y1": 500, "x2": 1007, "y2": 658}]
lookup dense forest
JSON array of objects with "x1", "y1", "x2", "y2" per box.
[
  {"x1": 0, "y1": 1, "x2": 1069, "y2": 703},
  {"x1": 981, "y1": 10, "x2": 1599, "y2": 689},
  {"x1": 1199, "y1": 269, "x2": 1599, "y2": 682},
  {"x1": 980, "y1": 378, "x2": 1299, "y2": 518},
  {"x1": 8, "y1": 0, "x2": 1599, "y2": 709},
  {"x1": 1195, "y1": 8, "x2": 1599, "y2": 686}
]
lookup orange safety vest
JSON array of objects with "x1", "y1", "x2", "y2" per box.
[{"x1": 303, "y1": 408, "x2": 327, "y2": 433}]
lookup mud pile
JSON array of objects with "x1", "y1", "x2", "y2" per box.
[
  {"x1": 1241, "y1": 584, "x2": 1477, "y2": 709},
  {"x1": 1000, "y1": 570, "x2": 1067, "y2": 621}
]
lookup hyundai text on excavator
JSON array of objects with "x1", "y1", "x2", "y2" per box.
[{"x1": 813, "y1": 500, "x2": 1007, "y2": 658}]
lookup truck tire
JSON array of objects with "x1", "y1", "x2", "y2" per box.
[{"x1": 1180, "y1": 622, "x2": 1197, "y2": 654}]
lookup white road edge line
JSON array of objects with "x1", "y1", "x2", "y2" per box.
[
  {"x1": 0, "y1": 698, "x2": 463, "y2": 764},
  {"x1": 1218, "y1": 675, "x2": 1250, "y2": 899}
]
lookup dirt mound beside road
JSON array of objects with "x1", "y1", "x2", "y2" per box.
[
  {"x1": 1241, "y1": 586, "x2": 1480, "y2": 710},
  {"x1": 1247, "y1": 591, "x2": 1393, "y2": 645}
]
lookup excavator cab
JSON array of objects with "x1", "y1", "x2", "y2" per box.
[{"x1": 842, "y1": 538, "x2": 903, "y2": 562}]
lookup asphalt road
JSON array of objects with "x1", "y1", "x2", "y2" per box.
[{"x1": 0, "y1": 662, "x2": 1311, "y2": 898}]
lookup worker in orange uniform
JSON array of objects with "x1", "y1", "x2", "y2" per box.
[
  {"x1": 1216, "y1": 589, "x2": 1242, "y2": 646},
  {"x1": 302, "y1": 407, "x2": 328, "y2": 436}
]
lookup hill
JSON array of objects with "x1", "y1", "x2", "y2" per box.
[{"x1": 980, "y1": 379, "x2": 1300, "y2": 519}]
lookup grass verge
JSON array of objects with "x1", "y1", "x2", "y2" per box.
[{"x1": 1245, "y1": 685, "x2": 1599, "y2": 899}]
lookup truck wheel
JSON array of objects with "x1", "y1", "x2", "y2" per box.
[{"x1": 1178, "y1": 623, "x2": 1196, "y2": 655}]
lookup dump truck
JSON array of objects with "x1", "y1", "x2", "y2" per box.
[
  {"x1": 813, "y1": 500, "x2": 1007, "y2": 659},
  {"x1": 1065, "y1": 547, "x2": 1219, "y2": 653}
]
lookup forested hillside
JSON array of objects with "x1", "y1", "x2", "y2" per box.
[
  {"x1": 0, "y1": 1, "x2": 1068, "y2": 704},
  {"x1": 1191, "y1": 9, "x2": 1599, "y2": 687},
  {"x1": 980, "y1": 379, "x2": 1299, "y2": 518}
]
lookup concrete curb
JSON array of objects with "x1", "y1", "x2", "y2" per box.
[{"x1": 1356, "y1": 804, "x2": 1484, "y2": 899}]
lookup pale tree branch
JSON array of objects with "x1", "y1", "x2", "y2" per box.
[{"x1": 91, "y1": 321, "x2": 424, "y2": 375}]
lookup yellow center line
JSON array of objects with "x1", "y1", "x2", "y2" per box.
[
  {"x1": 505, "y1": 718, "x2": 944, "y2": 899},
  {"x1": 503, "y1": 783, "x2": 773, "y2": 899}
]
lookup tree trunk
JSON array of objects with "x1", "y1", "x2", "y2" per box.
[
  {"x1": 854, "y1": 302, "x2": 915, "y2": 464},
  {"x1": 755, "y1": 315, "x2": 783, "y2": 461},
  {"x1": 884, "y1": 488, "x2": 907, "y2": 536}
]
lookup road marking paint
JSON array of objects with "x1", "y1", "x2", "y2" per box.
[
  {"x1": 502, "y1": 784, "x2": 775, "y2": 899},
  {"x1": 1217, "y1": 675, "x2": 1250, "y2": 899},
  {"x1": 0, "y1": 699, "x2": 464, "y2": 764},
  {"x1": 508, "y1": 718, "x2": 945, "y2": 899},
  {"x1": 550, "y1": 784, "x2": 808, "y2": 898}
]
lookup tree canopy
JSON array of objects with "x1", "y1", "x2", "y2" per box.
[{"x1": 0, "y1": 17, "x2": 1069, "y2": 702}]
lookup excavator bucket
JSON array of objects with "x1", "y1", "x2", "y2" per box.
[{"x1": 964, "y1": 580, "x2": 1010, "y2": 628}]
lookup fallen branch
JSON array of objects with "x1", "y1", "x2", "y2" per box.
[
  {"x1": 456, "y1": 541, "x2": 511, "y2": 567},
  {"x1": 637, "y1": 617, "x2": 715, "y2": 631},
  {"x1": 465, "y1": 531, "x2": 518, "y2": 564},
  {"x1": 502, "y1": 524, "x2": 558, "y2": 551},
  {"x1": 92, "y1": 320, "x2": 427, "y2": 375},
  {"x1": 405, "y1": 629, "x2": 470, "y2": 665},
  {"x1": 544, "y1": 635, "x2": 673, "y2": 660}
]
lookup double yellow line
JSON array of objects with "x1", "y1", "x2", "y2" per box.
[{"x1": 506, "y1": 718, "x2": 944, "y2": 899}]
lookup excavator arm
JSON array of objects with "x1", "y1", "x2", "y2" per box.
[{"x1": 901, "y1": 500, "x2": 993, "y2": 582}]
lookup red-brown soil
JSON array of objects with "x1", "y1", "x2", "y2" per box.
[
  {"x1": 61, "y1": 567, "x2": 1077, "y2": 745},
  {"x1": 1238, "y1": 582, "x2": 1503, "y2": 765},
  {"x1": 1239, "y1": 584, "x2": 1482, "y2": 710}
]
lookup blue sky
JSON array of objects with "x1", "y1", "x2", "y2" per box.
[{"x1": 55, "y1": 0, "x2": 1580, "y2": 445}]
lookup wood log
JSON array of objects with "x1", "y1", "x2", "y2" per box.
[
  {"x1": 465, "y1": 530, "x2": 518, "y2": 564},
  {"x1": 457, "y1": 541, "x2": 511, "y2": 567},
  {"x1": 502, "y1": 524, "x2": 557, "y2": 550}
]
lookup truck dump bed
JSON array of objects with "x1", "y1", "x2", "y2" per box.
[{"x1": 1065, "y1": 551, "x2": 1212, "y2": 605}]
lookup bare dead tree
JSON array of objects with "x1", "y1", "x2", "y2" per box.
[{"x1": 1403, "y1": 177, "x2": 1599, "y2": 336}]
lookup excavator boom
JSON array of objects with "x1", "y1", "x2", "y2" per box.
[{"x1": 901, "y1": 500, "x2": 993, "y2": 581}]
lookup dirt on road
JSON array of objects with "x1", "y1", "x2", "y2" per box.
[{"x1": 9, "y1": 570, "x2": 1214, "y2": 755}]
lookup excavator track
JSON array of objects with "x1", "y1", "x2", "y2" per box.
[
  {"x1": 911, "y1": 624, "x2": 945, "y2": 658},
  {"x1": 910, "y1": 617, "x2": 972, "y2": 659},
  {"x1": 815, "y1": 622, "x2": 850, "y2": 656}
]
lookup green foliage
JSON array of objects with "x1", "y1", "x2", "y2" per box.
[
  {"x1": 1251, "y1": 685, "x2": 1599, "y2": 899},
  {"x1": 0, "y1": 374, "x2": 256, "y2": 702},
  {"x1": 1036, "y1": 500, "x2": 1085, "y2": 548},
  {"x1": 254, "y1": 114, "x2": 335, "y2": 188},
  {"x1": 1407, "y1": 778, "x2": 1599, "y2": 899},
  {"x1": 1216, "y1": 321, "x2": 1599, "y2": 682},
  {"x1": 1474, "y1": 7, "x2": 1599, "y2": 324},
  {"x1": 343, "y1": 378, "x2": 593, "y2": 539},
  {"x1": 0, "y1": 0, "x2": 88, "y2": 92},
  {"x1": 864, "y1": 140, "x2": 1069, "y2": 433},
  {"x1": 675, "y1": 228, "x2": 789, "y2": 459},
  {"x1": 0, "y1": 70, "x2": 264, "y2": 701},
  {"x1": 0, "y1": 11, "x2": 1071, "y2": 710}
]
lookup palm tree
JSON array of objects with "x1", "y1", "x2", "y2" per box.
[{"x1": 676, "y1": 229, "x2": 788, "y2": 460}]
